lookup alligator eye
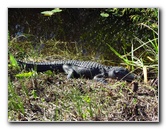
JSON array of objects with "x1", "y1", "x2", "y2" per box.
[
  {"x1": 114, "y1": 70, "x2": 119, "y2": 74},
  {"x1": 114, "y1": 69, "x2": 126, "y2": 74}
]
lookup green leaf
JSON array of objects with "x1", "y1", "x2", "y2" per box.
[
  {"x1": 41, "y1": 8, "x2": 62, "y2": 17},
  {"x1": 83, "y1": 96, "x2": 91, "y2": 103},
  {"x1": 51, "y1": 8, "x2": 62, "y2": 13},
  {"x1": 32, "y1": 90, "x2": 38, "y2": 99},
  {"x1": 132, "y1": 98, "x2": 137, "y2": 104},
  {"x1": 45, "y1": 70, "x2": 53, "y2": 75},
  {"x1": 15, "y1": 71, "x2": 36, "y2": 78},
  {"x1": 9, "y1": 54, "x2": 19, "y2": 68},
  {"x1": 41, "y1": 11, "x2": 54, "y2": 16},
  {"x1": 100, "y1": 13, "x2": 109, "y2": 18}
]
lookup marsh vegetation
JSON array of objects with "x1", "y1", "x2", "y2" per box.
[{"x1": 8, "y1": 8, "x2": 158, "y2": 121}]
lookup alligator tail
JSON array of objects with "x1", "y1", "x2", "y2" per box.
[{"x1": 17, "y1": 60, "x2": 64, "y2": 72}]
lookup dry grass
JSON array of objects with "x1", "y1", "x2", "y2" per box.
[{"x1": 8, "y1": 68, "x2": 158, "y2": 121}]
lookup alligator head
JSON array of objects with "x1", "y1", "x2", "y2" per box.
[{"x1": 107, "y1": 67, "x2": 135, "y2": 82}]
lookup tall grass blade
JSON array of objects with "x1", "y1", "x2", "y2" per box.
[
  {"x1": 9, "y1": 53, "x2": 19, "y2": 68},
  {"x1": 107, "y1": 43, "x2": 130, "y2": 65}
]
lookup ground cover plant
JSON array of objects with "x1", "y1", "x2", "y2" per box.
[
  {"x1": 8, "y1": 8, "x2": 158, "y2": 122},
  {"x1": 8, "y1": 40, "x2": 158, "y2": 121}
]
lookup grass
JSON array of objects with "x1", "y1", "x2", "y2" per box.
[
  {"x1": 107, "y1": 23, "x2": 158, "y2": 84},
  {"x1": 8, "y1": 81, "x2": 25, "y2": 115},
  {"x1": 8, "y1": 35, "x2": 158, "y2": 121},
  {"x1": 8, "y1": 72, "x2": 158, "y2": 121}
]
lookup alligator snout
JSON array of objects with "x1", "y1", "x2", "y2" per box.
[
  {"x1": 108, "y1": 67, "x2": 136, "y2": 82},
  {"x1": 122, "y1": 73, "x2": 136, "y2": 82}
]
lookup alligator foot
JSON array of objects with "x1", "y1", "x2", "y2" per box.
[{"x1": 93, "y1": 74, "x2": 108, "y2": 84}]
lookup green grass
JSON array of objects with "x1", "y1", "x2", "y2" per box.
[
  {"x1": 8, "y1": 80, "x2": 25, "y2": 115},
  {"x1": 107, "y1": 24, "x2": 158, "y2": 83}
]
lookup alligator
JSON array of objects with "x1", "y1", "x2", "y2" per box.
[{"x1": 17, "y1": 60, "x2": 135, "y2": 83}]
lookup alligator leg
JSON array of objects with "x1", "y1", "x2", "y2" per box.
[
  {"x1": 62, "y1": 64, "x2": 79, "y2": 79},
  {"x1": 93, "y1": 74, "x2": 107, "y2": 84}
]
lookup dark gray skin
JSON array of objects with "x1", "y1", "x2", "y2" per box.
[{"x1": 17, "y1": 60, "x2": 135, "y2": 83}]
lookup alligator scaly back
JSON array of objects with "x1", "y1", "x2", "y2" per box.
[
  {"x1": 17, "y1": 59, "x2": 135, "y2": 83},
  {"x1": 17, "y1": 60, "x2": 105, "y2": 72}
]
